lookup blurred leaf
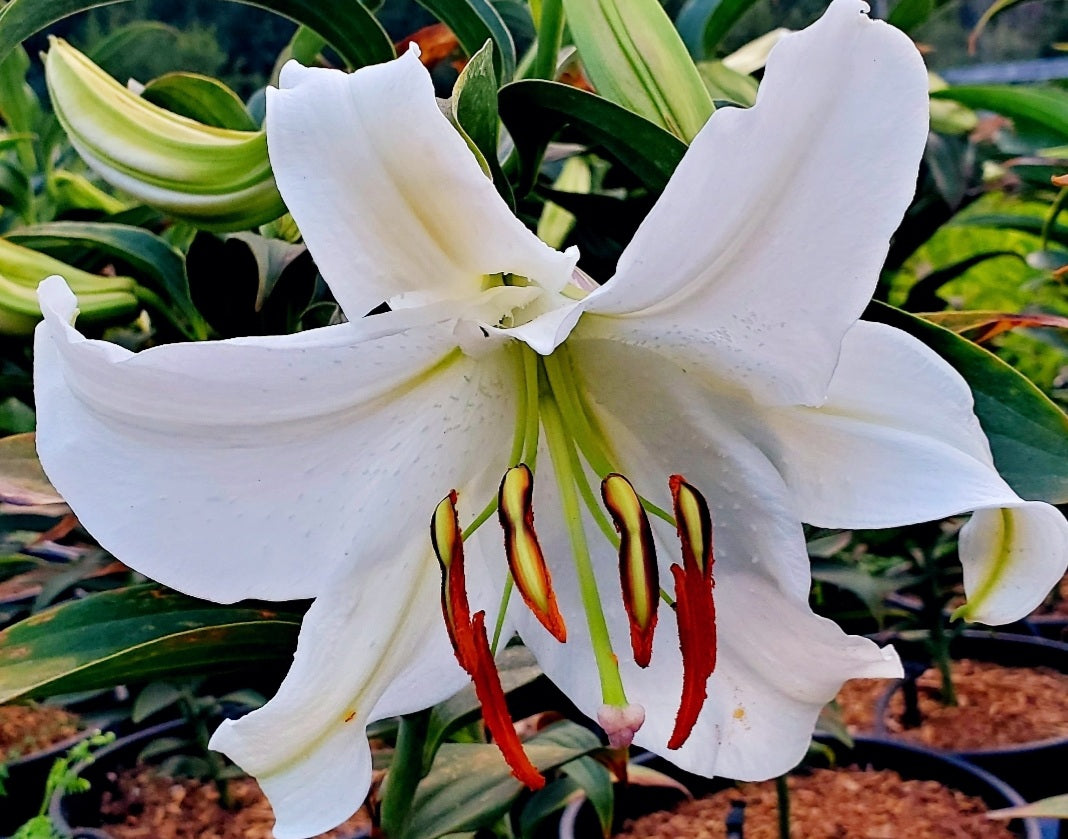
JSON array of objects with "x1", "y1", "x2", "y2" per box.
[
  {"x1": 931, "y1": 86, "x2": 1068, "y2": 140},
  {"x1": 562, "y1": 0, "x2": 712, "y2": 141},
  {"x1": 812, "y1": 560, "x2": 918, "y2": 623},
  {"x1": 888, "y1": 0, "x2": 937, "y2": 33},
  {"x1": 676, "y1": 0, "x2": 763, "y2": 59},
  {"x1": 988, "y1": 794, "x2": 1068, "y2": 820},
  {"x1": 921, "y1": 310, "x2": 1068, "y2": 342},
  {"x1": 537, "y1": 156, "x2": 591, "y2": 249},
  {"x1": 6, "y1": 221, "x2": 208, "y2": 340},
  {"x1": 224, "y1": 232, "x2": 307, "y2": 310},
  {"x1": 561, "y1": 756, "x2": 613, "y2": 837},
  {"x1": 49, "y1": 170, "x2": 129, "y2": 215},
  {"x1": 416, "y1": 0, "x2": 516, "y2": 81},
  {"x1": 0, "y1": 158, "x2": 31, "y2": 219},
  {"x1": 519, "y1": 777, "x2": 582, "y2": 839},
  {"x1": 86, "y1": 20, "x2": 179, "y2": 81},
  {"x1": 400, "y1": 721, "x2": 601, "y2": 839},
  {"x1": 697, "y1": 60, "x2": 757, "y2": 107},
  {"x1": 0, "y1": 45, "x2": 40, "y2": 172},
  {"x1": 721, "y1": 28, "x2": 788, "y2": 75},
  {"x1": 867, "y1": 302, "x2": 1068, "y2": 504},
  {"x1": 967, "y1": 0, "x2": 1024, "y2": 54},
  {"x1": 0, "y1": 399, "x2": 35, "y2": 436},
  {"x1": 131, "y1": 680, "x2": 184, "y2": 723},
  {"x1": 142, "y1": 73, "x2": 257, "y2": 131},
  {"x1": 0, "y1": 0, "x2": 394, "y2": 71},
  {"x1": 626, "y1": 763, "x2": 691, "y2": 796},
  {"x1": 0, "y1": 433, "x2": 61, "y2": 507},
  {"x1": 902, "y1": 250, "x2": 1027, "y2": 310},
  {"x1": 806, "y1": 531, "x2": 852, "y2": 558},
  {"x1": 499, "y1": 80, "x2": 686, "y2": 195},
  {"x1": 815, "y1": 703, "x2": 853, "y2": 748},
  {"x1": 423, "y1": 645, "x2": 543, "y2": 766},
  {"x1": 0, "y1": 584, "x2": 304, "y2": 702}
]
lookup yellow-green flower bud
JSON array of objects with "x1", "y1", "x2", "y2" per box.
[
  {"x1": 45, "y1": 38, "x2": 285, "y2": 231},
  {"x1": 0, "y1": 238, "x2": 137, "y2": 334}
]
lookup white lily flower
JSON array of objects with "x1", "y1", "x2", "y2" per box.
[{"x1": 33, "y1": 1, "x2": 1068, "y2": 836}]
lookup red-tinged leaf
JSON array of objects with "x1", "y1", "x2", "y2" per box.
[{"x1": 920, "y1": 310, "x2": 1068, "y2": 342}]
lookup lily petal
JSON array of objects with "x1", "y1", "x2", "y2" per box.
[
  {"x1": 34, "y1": 276, "x2": 517, "y2": 602},
  {"x1": 210, "y1": 535, "x2": 501, "y2": 839},
  {"x1": 267, "y1": 50, "x2": 576, "y2": 320},
  {"x1": 762, "y1": 320, "x2": 1068, "y2": 622},
  {"x1": 584, "y1": 0, "x2": 929, "y2": 406}
]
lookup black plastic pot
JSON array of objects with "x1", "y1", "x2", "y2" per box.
[
  {"x1": 42, "y1": 719, "x2": 371, "y2": 839},
  {"x1": 869, "y1": 630, "x2": 1068, "y2": 802},
  {"x1": 557, "y1": 735, "x2": 1056, "y2": 839}
]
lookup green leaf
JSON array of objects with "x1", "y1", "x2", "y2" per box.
[
  {"x1": 519, "y1": 777, "x2": 582, "y2": 839},
  {"x1": 966, "y1": 0, "x2": 1025, "y2": 54},
  {"x1": 0, "y1": 584, "x2": 304, "y2": 702},
  {"x1": 887, "y1": 0, "x2": 936, "y2": 33},
  {"x1": 498, "y1": 80, "x2": 686, "y2": 195},
  {"x1": 931, "y1": 86, "x2": 1068, "y2": 141},
  {"x1": 676, "y1": 0, "x2": 763, "y2": 59},
  {"x1": 562, "y1": 0, "x2": 712, "y2": 142},
  {"x1": 5, "y1": 221, "x2": 208, "y2": 340},
  {"x1": 561, "y1": 756, "x2": 613, "y2": 837},
  {"x1": 988, "y1": 793, "x2": 1068, "y2": 820},
  {"x1": 400, "y1": 721, "x2": 602, "y2": 839},
  {"x1": 866, "y1": 302, "x2": 1068, "y2": 504},
  {"x1": 696, "y1": 60, "x2": 757, "y2": 107},
  {"x1": 131, "y1": 680, "x2": 184, "y2": 723},
  {"x1": 416, "y1": 0, "x2": 516, "y2": 81},
  {"x1": 423, "y1": 645, "x2": 543, "y2": 767},
  {"x1": 142, "y1": 73, "x2": 257, "y2": 131},
  {"x1": 0, "y1": 44, "x2": 39, "y2": 172},
  {"x1": 0, "y1": 0, "x2": 394, "y2": 71},
  {"x1": 0, "y1": 433, "x2": 61, "y2": 506},
  {"x1": 86, "y1": 20, "x2": 180, "y2": 82},
  {"x1": 451, "y1": 41, "x2": 512, "y2": 204},
  {"x1": 224, "y1": 231, "x2": 307, "y2": 310}
]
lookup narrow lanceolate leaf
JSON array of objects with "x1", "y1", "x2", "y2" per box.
[
  {"x1": 667, "y1": 475, "x2": 716, "y2": 751},
  {"x1": 498, "y1": 80, "x2": 687, "y2": 196},
  {"x1": 415, "y1": 0, "x2": 516, "y2": 81},
  {"x1": 141, "y1": 73, "x2": 258, "y2": 131},
  {"x1": 601, "y1": 473, "x2": 658, "y2": 667},
  {"x1": 0, "y1": 0, "x2": 394, "y2": 70},
  {"x1": 46, "y1": 38, "x2": 285, "y2": 232},
  {"x1": 498, "y1": 465, "x2": 567, "y2": 642},
  {"x1": 0, "y1": 585, "x2": 304, "y2": 703},
  {"x1": 930, "y1": 86, "x2": 1068, "y2": 141},
  {"x1": 562, "y1": 0, "x2": 713, "y2": 142},
  {"x1": 867, "y1": 303, "x2": 1068, "y2": 505},
  {"x1": 430, "y1": 491, "x2": 545, "y2": 791},
  {"x1": 676, "y1": 0, "x2": 765, "y2": 59}
]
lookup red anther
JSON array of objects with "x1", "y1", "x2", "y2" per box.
[
  {"x1": 666, "y1": 477, "x2": 717, "y2": 750},
  {"x1": 601, "y1": 473, "x2": 659, "y2": 668},
  {"x1": 499, "y1": 465, "x2": 567, "y2": 642},
  {"x1": 430, "y1": 491, "x2": 546, "y2": 789}
]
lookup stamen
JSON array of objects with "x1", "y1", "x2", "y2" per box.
[
  {"x1": 430, "y1": 492, "x2": 546, "y2": 789},
  {"x1": 601, "y1": 473, "x2": 659, "y2": 668},
  {"x1": 498, "y1": 465, "x2": 567, "y2": 642},
  {"x1": 666, "y1": 475, "x2": 717, "y2": 750}
]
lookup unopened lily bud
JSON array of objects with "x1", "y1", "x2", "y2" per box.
[
  {"x1": 0, "y1": 239, "x2": 137, "y2": 334},
  {"x1": 45, "y1": 38, "x2": 285, "y2": 231},
  {"x1": 597, "y1": 702, "x2": 646, "y2": 748},
  {"x1": 498, "y1": 465, "x2": 567, "y2": 642}
]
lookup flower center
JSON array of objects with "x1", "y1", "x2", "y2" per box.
[{"x1": 430, "y1": 343, "x2": 719, "y2": 781}]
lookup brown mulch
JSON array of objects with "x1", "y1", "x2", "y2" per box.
[
  {"x1": 612, "y1": 767, "x2": 1017, "y2": 839},
  {"x1": 0, "y1": 703, "x2": 83, "y2": 761},
  {"x1": 836, "y1": 659, "x2": 1068, "y2": 750},
  {"x1": 95, "y1": 767, "x2": 372, "y2": 839}
]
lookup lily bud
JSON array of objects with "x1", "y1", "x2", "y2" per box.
[
  {"x1": 0, "y1": 240, "x2": 137, "y2": 335},
  {"x1": 45, "y1": 38, "x2": 285, "y2": 232}
]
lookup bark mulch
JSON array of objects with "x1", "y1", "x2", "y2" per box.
[
  {"x1": 612, "y1": 766, "x2": 1018, "y2": 839},
  {"x1": 0, "y1": 703, "x2": 83, "y2": 761}
]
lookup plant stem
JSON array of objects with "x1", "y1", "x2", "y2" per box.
[
  {"x1": 379, "y1": 711, "x2": 430, "y2": 837},
  {"x1": 930, "y1": 618, "x2": 958, "y2": 706},
  {"x1": 775, "y1": 774, "x2": 790, "y2": 839},
  {"x1": 531, "y1": 0, "x2": 564, "y2": 81}
]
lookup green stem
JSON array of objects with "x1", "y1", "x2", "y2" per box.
[
  {"x1": 380, "y1": 712, "x2": 430, "y2": 837},
  {"x1": 776, "y1": 774, "x2": 790, "y2": 839},
  {"x1": 491, "y1": 575, "x2": 514, "y2": 653},
  {"x1": 931, "y1": 618, "x2": 958, "y2": 706},
  {"x1": 531, "y1": 0, "x2": 564, "y2": 81},
  {"x1": 540, "y1": 378, "x2": 626, "y2": 706},
  {"x1": 521, "y1": 345, "x2": 541, "y2": 468}
]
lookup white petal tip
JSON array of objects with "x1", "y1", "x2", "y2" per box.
[{"x1": 37, "y1": 275, "x2": 77, "y2": 320}]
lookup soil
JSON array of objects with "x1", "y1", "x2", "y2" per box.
[
  {"x1": 612, "y1": 766, "x2": 1018, "y2": 839},
  {"x1": 1031, "y1": 574, "x2": 1068, "y2": 618},
  {"x1": 835, "y1": 659, "x2": 1068, "y2": 750},
  {"x1": 0, "y1": 703, "x2": 83, "y2": 761},
  {"x1": 94, "y1": 766, "x2": 373, "y2": 839}
]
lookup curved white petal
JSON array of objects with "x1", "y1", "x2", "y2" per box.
[
  {"x1": 34, "y1": 276, "x2": 517, "y2": 602},
  {"x1": 504, "y1": 337, "x2": 900, "y2": 779},
  {"x1": 763, "y1": 320, "x2": 1068, "y2": 622},
  {"x1": 266, "y1": 50, "x2": 576, "y2": 320},
  {"x1": 958, "y1": 502, "x2": 1068, "y2": 624},
  {"x1": 210, "y1": 534, "x2": 502, "y2": 839},
  {"x1": 584, "y1": 0, "x2": 929, "y2": 406}
]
